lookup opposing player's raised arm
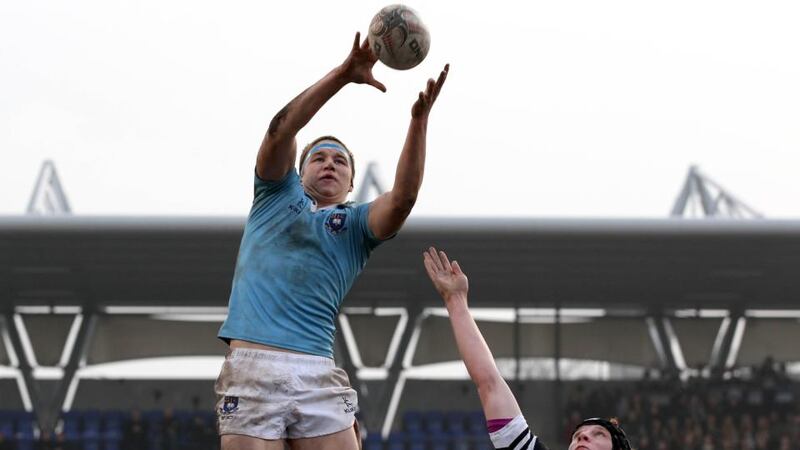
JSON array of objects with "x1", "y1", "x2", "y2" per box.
[
  {"x1": 422, "y1": 247, "x2": 522, "y2": 420},
  {"x1": 367, "y1": 65, "x2": 448, "y2": 239},
  {"x1": 256, "y1": 33, "x2": 386, "y2": 181}
]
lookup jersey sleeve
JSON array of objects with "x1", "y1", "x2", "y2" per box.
[
  {"x1": 253, "y1": 167, "x2": 299, "y2": 200},
  {"x1": 488, "y1": 415, "x2": 546, "y2": 450},
  {"x1": 353, "y1": 202, "x2": 390, "y2": 250}
]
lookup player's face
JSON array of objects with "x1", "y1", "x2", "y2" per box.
[
  {"x1": 301, "y1": 147, "x2": 353, "y2": 202},
  {"x1": 568, "y1": 424, "x2": 614, "y2": 450}
]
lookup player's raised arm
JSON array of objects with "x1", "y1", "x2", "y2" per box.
[
  {"x1": 422, "y1": 246, "x2": 522, "y2": 420},
  {"x1": 256, "y1": 32, "x2": 386, "y2": 181},
  {"x1": 367, "y1": 64, "x2": 449, "y2": 239}
]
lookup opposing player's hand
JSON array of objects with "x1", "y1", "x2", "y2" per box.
[
  {"x1": 423, "y1": 247, "x2": 468, "y2": 303},
  {"x1": 412, "y1": 64, "x2": 449, "y2": 119},
  {"x1": 339, "y1": 32, "x2": 386, "y2": 92}
]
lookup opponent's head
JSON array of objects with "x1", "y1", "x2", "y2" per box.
[
  {"x1": 299, "y1": 136, "x2": 355, "y2": 205},
  {"x1": 568, "y1": 418, "x2": 631, "y2": 450}
]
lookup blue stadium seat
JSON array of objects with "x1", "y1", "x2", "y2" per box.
[
  {"x1": 83, "y1": 410, "x2": 102, "y2": 427},
  {"x1": 104, "y1": 410, "x2": 125, "y2": 430},
  {"x1": 15, "y1": 418, "x2": 35, "y2": 440},
  {"x1": 104, "y1": 411, "x2": 124, "y2": 439},
  {"x1": 0, "y1": 420, "x2": 13, "y2": 439},
  {"x1": 403, "y1": 410, "x2": 424, "y2": 434},
  {"x1": 408, "y1": 440, "x2": 426, "y2": 450},
  {"x1": 61, "y1": 411, "x2": 82, "y2": 441},
  {"x1": 16, "y1": 411, "x2": 36, "y2": 422},
  {"x1": 423, "y1": 411, "x2": 445, "y2": 434},
  {"x1": 82, "y1": 411, "x2": 101, "y2": 450},
  {"x1": 363, "y1": 432, "x2": 384, "y2": 450},
  {"x1": 387, "y1": 431, "x2": 407, "y2": 450},
  {"x1": 466, "y1": 411, "x2": 486, "y2": 435},
  {"x1": 429, "y1": 434, "x2": 450, "y2": 450},
  {"x1": 104, "y1": 427, "x2": 123, "y2": 449},
  {"x1": 446, "y1": 411, "x2": 467, "y2": 435},
  {"x1": 451, "y1": 437, "x2": 471, "y2": 450},
  {"x1": 143, "y1": 409, "x2": 165, "y2": 448},
  {"x1": 82, "y1": 428, "x2": 101, "y2": 444},
  {"x1": 15, "y1": 423, "x2": 35, "y2": 450},
  {"x1": 471, "y1": 433, "x2": 494, "y2": 450},
  {"x1": 143, "y1": 409, "x2": 164, "y2": 423}
]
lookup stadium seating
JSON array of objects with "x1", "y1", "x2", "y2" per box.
[{"x1": 0, "y1": 370, "x2": 798, "y2": 450}]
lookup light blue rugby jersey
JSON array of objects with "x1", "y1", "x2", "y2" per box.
[{"x1": 218, "y1": 168, "x2": 384, "y2": 358}]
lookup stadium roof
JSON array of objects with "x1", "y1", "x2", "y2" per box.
[{"x1": 2, "y1": 216, "x2": 799, "y2": 310}]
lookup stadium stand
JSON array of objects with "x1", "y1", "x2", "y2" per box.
[{"x1": 2, "y1": 165, "x2": 800, "y2": 449}]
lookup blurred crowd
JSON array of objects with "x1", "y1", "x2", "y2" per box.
[
  {"x1": 0, "y1": 408, "x2": 217, "y2": 450},
  {"x1": 116, "y1": 409, "x2": 217, "y2": 450},
  {"x1": 564, "y1": 358, "x2": 799, "y2": 450}
]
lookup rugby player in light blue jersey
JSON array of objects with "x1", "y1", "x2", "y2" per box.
[
  {"x1": 423, "y1": 247, "x2": 633, "y2": 450},
  {"x1": 215, "y1": 33, "x2": 448, "y2": 450}
]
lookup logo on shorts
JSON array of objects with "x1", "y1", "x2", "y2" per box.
[
  {"x1": 341, "y1": 394, "x2": 356, "y2": 414},
  {"x1": 325, "y1": 212, "x2": 348, "y2": 236},
  {"x1": 218, "y1": 396, "x2": 239, "y2": 420}
]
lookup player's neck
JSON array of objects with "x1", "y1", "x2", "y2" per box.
[{"x1": 311, "y1": 196, "x2": 347, "y2": 210}]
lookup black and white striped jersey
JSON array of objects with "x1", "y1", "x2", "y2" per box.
[{"x1": 488, "y1": 415, "x2": 550, "y2": 450}]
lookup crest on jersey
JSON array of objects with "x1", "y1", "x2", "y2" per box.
[{"x1": 325, "y1": 212, "x2": 348, "y2": 236}]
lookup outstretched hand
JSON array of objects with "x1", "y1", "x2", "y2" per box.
[
  {"x1": 423, "y1": 247, "x2": 469, "y2": 304},
  {"x1": 412, "y1": 64, "x2": 449, "y2": 119},
  {"x1": 339, "y1": 32, "x2": 386, "y2": 92}
]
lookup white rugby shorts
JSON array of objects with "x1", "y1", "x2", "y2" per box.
[{"x1": 214, "y1": 348, "x2": 357, "y2": 440}]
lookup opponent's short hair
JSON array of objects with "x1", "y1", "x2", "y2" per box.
[
  {"x1": 575, "y1": 417, "x2": 632, "y2": 450},
  {"x1": 298, "y1": 136, "x2": 356, "y2": 187}
]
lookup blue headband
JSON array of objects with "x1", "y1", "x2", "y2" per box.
[{"x1": 302, "y1": 142, "x2": 351, "y2": 172}]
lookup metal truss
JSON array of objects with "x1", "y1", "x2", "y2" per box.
[
  {"x1": 671, "y1": 165, "x2": 762, "y2": 218},
  {"x1": 667, "y1": 165, "x2": 760, "y2": 376},
  {"x1": 26, "y1": 160, "x2": 72, "y2": 215},
  {"x1": 0, "y1": 308, "x2": 97, "y2": 435},
  {"x1": 354, "y1": 161, "x2": 386, "y2": 203}
]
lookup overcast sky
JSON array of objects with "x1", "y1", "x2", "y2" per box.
[{"x1": 2, "y1": 0, "x2": 799, "y2": 218}]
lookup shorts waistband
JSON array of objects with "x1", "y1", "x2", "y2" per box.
[{"x1": 228, "y1": 348, "x2": 335, "y2": 366}]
